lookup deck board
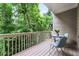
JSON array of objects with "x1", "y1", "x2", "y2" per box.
[{"x1": 13, "y1": 40, "x2": 65, "y2": 56}]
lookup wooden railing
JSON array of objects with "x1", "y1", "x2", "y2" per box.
[{"x1": 0, "y1": 31, "x2": 50, "y2": 56}]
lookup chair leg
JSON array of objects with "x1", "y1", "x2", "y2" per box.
[
  {"x1": 49, "y1": 49, "x2": 51, "y2": 56},
  {"x1": 57, "y1": 48, "x2": 63, "y2": 56},
  {"x1": 56, "y1": 48, "x2": 62, "y2": 56},
  {"x1": 49, "y1": 44, "x2": 52, "y2": 56},
  {"x1": 60, "y1": 48, "x2": 65, "y2": 55},
  {"x1": 56, "y1": 48, "x2": 59, "y2": 56},
  {"x1": 49, "y1": 44, "x2": 54, "y2": 56}
]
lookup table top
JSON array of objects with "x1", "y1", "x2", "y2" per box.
[{"x1": 52, "y1": 34, "x2": 64, "y2": 38}]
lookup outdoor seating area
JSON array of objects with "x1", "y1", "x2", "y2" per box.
[
  {"x1": 0, "y1": 3, "x2": 79, "y2": 56},
  {"x1": 0, "y1": 31, "x2": 72, "y2": 56}
]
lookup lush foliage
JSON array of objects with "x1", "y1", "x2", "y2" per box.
[
  {"x1": 0, "y1": 4, "x2": 16, "y2": 33},
  {"x1": 0, "y1": 3, "x2": 53, "y2": 56},
  {"x1": 0, "y1": 3, "x2": 52, "y2": 33}
]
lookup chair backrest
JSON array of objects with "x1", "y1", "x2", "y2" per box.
[
  {"x1": 57, "y1": 37, "x2": 67, "y2": 47},
  {"x1": 64, "y1": 33, "x2": 69, "y2": 38},
  {"x1": 55, "y1": 33, "x2": 69, "y2": 47}
]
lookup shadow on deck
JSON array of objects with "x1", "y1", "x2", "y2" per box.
[{"x1": 13, "y1": 40, "x2": 67, "y2": 56}]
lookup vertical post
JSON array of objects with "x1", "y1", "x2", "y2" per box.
[
  {"x1": 28, "y1": 34, "x2": 29, "y2": 48},
  {"x1": 27, "y1": 34, "x2": 28, "y2": 48},
  {"x1": 12, "y1": 38, "x2": 13, "y2": 55},
  {"x1": 21, "y1": 34, "x2": 24, "y2": 50},
  {"x1": 31, "y1": 33, "x2": 32, "y2": 46},
  {"x1": 3, "y1": 39, "x2": 5, "y2": 56},
  {"x1": 36, "y1": 32, "x2": 39, "y2": 44},
  {"x1": 20, "y1": 35, "x2": 22, "y2": 51},
  {"x1": 21, "y1": 35, "x2": 23, "y2": 51},
  {"x1": 15, "y1": 36, "x2": 17, "y2": 53},
  {"x1": 77, "y1": 4, "x2": 79, "y2": 49},
  {"x1": 8, "y1": 38, "x2": 9, "y2": 56},
  {"x1": 24, "y1": 34, "x2": 25, "y2": 50},
  {"x1": 29, "y1": 33, "x2": 32, "y2": 47},
  {"x1": 31, "y1": 34, "x2": 32, "y2": 46},
  {"x1": 39, "y1": 32, "x2": 41, "y2": 43},
  {"x1": 26, "y1": 34, "x2": 27, "y2": 48},
  {"x1": 19, "y1": 35, "x2": 20, "y2": 52}
]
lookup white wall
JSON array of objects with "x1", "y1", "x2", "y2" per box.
[
  {"x1": 77, "y1": 4, "x2": 79, "y2": 49},
  {"x1": 53, "y1": 8, "x2": 77, "y2": 43}
]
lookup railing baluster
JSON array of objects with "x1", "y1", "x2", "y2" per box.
[
  {"x1": 27, "y1": 34, "x2": 28, "y2": 48},
  {"x1": 19, "y1": 35, "x2": 20, "y2": 52},
  {"x1": 12, "y1": 38, "x2": 13, "y2": 55},
  {"x1": 31, "y1": 34, "x2": 33, "y2": 45},
  {"x1": 22, "y1": 35, "x2": 23, "y2": 50},
  {"x1": 32, "y1": 33, "x2": 34, "y2": 45},
  {"x1": 30, "y1": 34, "x2": 32, "y2": 47},
  {"x1": 21, "y1": 35, "x2": 22, "y2": 51},
  {"x1": 22, "y1": 35, "x2": 24, "y2": 50},
  {"x1": 23, "y1": 35, "x2": 24, "y2": 50},
  {"x1": 31, "y1": 34, "x2": 32, "y2": 46},
  {"x1": 20, "y1": 35, "x2": 22, "y2": 51},
  {"x1": 15, "y1": 36, "x2": 17, "y2": 53},
  {"x1": 32, "y1": 33, "x2": 33, "y2": 45},
  {"x1": 32, "y1": 34, "x2": 33, "y2": 45},
  {"x1": 27, "y1": 34, "x2": 29, "y2": 48},
  {"x1": 21, "y1": 35, "x2": 23, "y2": 51},
  {"x1": 30, "y1": 34, "x2": 32, "y2": 46},
  {"x1": 25, "y1": 34, "x2": 27, "y2": 49},
  {"x1": 29, "y1": 33, "x2": 31, "y2": 47},
  {"x1": 3, "y1": 39, "x2": 5, "y2": 56},
  {"x1": 34, "y1": 33, "x2": 35, "y2": 45},
  {"x1": 30, "y1": 34, "x2": 31, "y2": 47},
  {"x1": 24, "y1": 34, "x2": 25, "y2": 50},
  {"x1": 29, "y1": 34, "x2": 30, "y2": 47},
  {"x1": 38, "y1": 32, "x2": 39, "y2": 43},
  {"x1": 37, "y1": 33, "x2": 39, "y2": 44},
  {"x1": 34, "y1": 33, "x2": 35, "y2": 44},
  {"x1": 8, "y1": 38, "x2": 10, "y2": 56},
  {"x1": 26, "y1": 34, "x2": 27, "y2": 48}
]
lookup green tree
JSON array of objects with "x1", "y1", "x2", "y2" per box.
[
  {"x1": 0, "y1": 4, "x2": 16, "y2": 33},
  {"x1": 0, "y1": 3, "x2": 53, "y2": 56},
  {"x1": 0, "y1": 3, "x2": 53, "y2": 33}
]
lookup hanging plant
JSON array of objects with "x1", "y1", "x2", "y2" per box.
[{"x1": 54, "y1": 29, "x2": 60, "y2": 36}]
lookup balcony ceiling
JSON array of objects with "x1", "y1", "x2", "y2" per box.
[{"x1": 45, "y1": 3, "x2": 77, "y2": 14}]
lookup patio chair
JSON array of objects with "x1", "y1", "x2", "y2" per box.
[{"x1": 49, "y1": 33, "x2": 69, "y2": 56}]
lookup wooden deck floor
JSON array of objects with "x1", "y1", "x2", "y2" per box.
[{"x1": 13, "y1": 40, "x2": 66, "y2": 56}]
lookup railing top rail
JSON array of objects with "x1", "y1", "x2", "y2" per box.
[{"x1": 0, "y1": 31, "x2": 50, "y2": 38}]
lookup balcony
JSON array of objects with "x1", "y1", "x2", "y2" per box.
[{"x1": 0, "y1": 31, "x2": 69, "y2": 56}]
